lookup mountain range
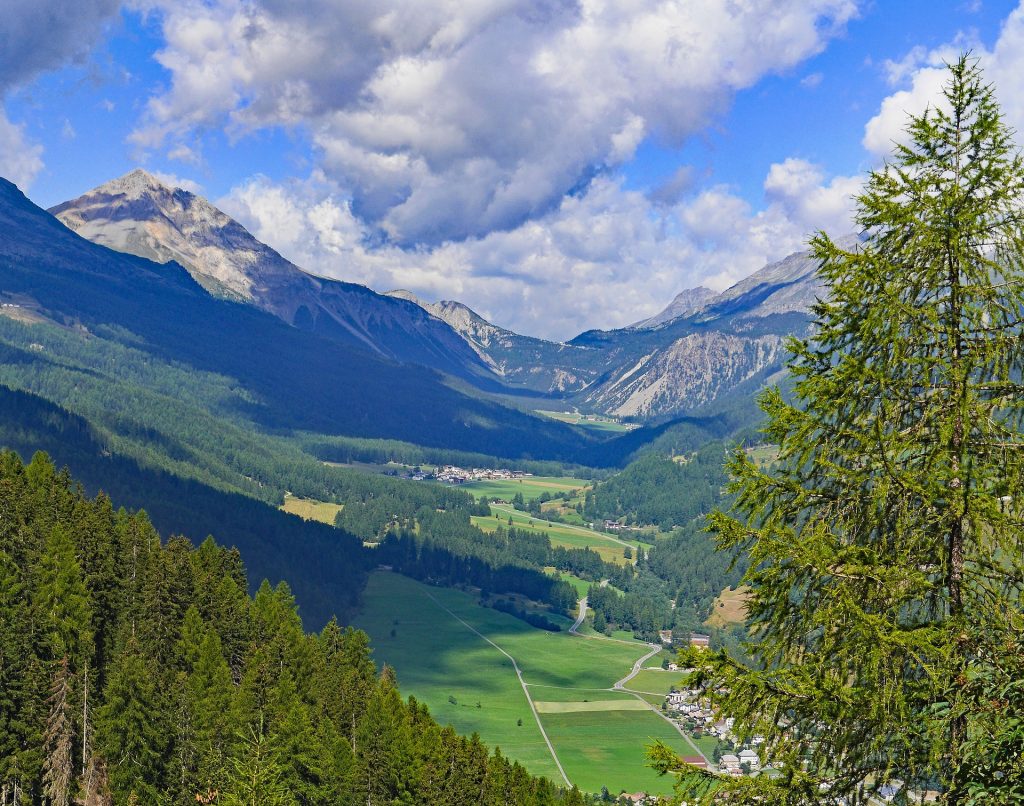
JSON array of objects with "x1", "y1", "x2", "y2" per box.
[
  {"x1": 50, "y1": 170, "x2": 490, "y2": 381},
  {"x1": 49, "y1": 170, "x2": 830, "y2": 423}
]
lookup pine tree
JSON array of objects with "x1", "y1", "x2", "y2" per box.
[
  {"x1": 185, "y1": 627, "x2": 236, "y2": 798},
  {"x1": 354, "y1": 668, "x2": 413, "y2": 806},
  {"x1": 95, "y1": 642, "x2": 166, "y2": 802},
  {"x1": 651, "y1": 57, "x2": 1024, "y2": 804},
  {"x1": 222, "y1": 720, "x2": 296, "y2": 806}
]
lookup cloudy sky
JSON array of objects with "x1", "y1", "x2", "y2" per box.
[{"x1": 1, "y1": 0, "x2": 1021, "y2": 339}]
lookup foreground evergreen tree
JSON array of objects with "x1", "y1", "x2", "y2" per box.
[{"x1": 651, "y1": 57, "x2": 1024, "y2": 804}]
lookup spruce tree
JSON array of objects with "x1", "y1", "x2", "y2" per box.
[
  {"x1": 651, "y1": 57, "x2": 1024, "y2": 804},
  {"x1": 222, "y1": 719, "x2": 296, "y2": 806},
  {"x1": 95, "y1": 642, "x2": 166, "y2": 802}
]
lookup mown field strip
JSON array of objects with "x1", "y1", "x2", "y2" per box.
[{"x1": 534, "y1": 699, "x2": 652, "y2": 713}]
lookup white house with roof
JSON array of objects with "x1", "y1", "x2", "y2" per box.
[{"x1": 738, "y1": 749, "x2": 760, "y2": 772}]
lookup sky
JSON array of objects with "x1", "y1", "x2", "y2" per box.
[{"x1": 2, "y1": 0, "x2": 1023, "y2": 340}]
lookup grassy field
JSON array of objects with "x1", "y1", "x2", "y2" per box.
[
  {"x1": 539, "y1": 710, "x2": 695, "y2": 794},
  {"x1": 625, "y1": 669, "x2": 686, "y2": 696},
  {"x1": 534, "y1": 410, "x2": 638, "y2": 433},
  {"x1": 705, "y1": 585, "x2": 751, "y2": 629},
  {"x1": 474, "y1": 504, "x2": 642, "y2": 565},
  {"x1": 354, "y1": 572, "x2": 697, "y2": 795},
  {"x1": 745, "y1": 444, "x2": 779, "y2": 469},
  {"x1": 548, "y1": 572, "x2": 592, "y2": 598},
  {"x1": 460, "y1": 475, "x2": 588, "y2": 503},
  {"x1": 279, "y1": 493, "x2": 343, "y2": 525}
]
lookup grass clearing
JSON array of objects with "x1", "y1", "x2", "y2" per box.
[
  {"x1": 534, "y1": 410, "x2": 638, "y2": 433},
  {"x1": 460, "y1": 475, "x2": 588, "y2": 503},
  {"x1": 625, "y1": 669, "x2": 686, "y2": 696},
  {"x1": 279, "y1": 493, "x2": 342, "y2": 525},
  {"x1": 474, "y1": 505, "x2": 642, "y2": 565},
  {"x1": 745, "y1": 444, "x2": 779, "y2": 469},
  {"x1": 354, "y1": 572, "x2": 684, "y2": 794},
  {"x1": 705, "y1": 585, "x2": 751, "y2": 629}
]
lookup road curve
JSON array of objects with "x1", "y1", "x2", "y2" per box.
[
  {"x1": 569, "y1": 595, "x2": 588, "y2": 634},
  {"x1": 613, "y1": 644, "x2": 661, "y2": 690}
]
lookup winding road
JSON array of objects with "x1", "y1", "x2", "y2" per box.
[{"x1": 569, "y1": 596, "x2": 711, "y2": 764}]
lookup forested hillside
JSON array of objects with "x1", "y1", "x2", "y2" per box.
[
  {"x1": 0, "y1": 450, "x2": 587, "y2": 805},
  {"x1": 583, "y1": 442, "x2": 729, "y2": 530}
]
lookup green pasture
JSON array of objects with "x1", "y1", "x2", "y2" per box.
[
  {"x1": 460, "y1": 475, "x2": 587, "y2": 503},
  {"x1": 533, "y1": 410, "x2": 637, "y2": 433},
  {"x1": 624, "y1": 669, "x2": 686, "y2": 697},
  {"x1": 538, "y1": 709, "x2": 700, "y2": 795},
  {"x1": 474, "y1": 505, "x2": 642, "y2": 564},
  {"x1": 354, "y1": 572, "x2": 686, "y2": 794},
  {"x1": 353, "y1": 573, "x2": 560, "y2": 779}
]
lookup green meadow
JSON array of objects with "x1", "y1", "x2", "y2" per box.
[
  {"x1": 539, "y1": 709, "x2": 697, "y2": 795},
  {"x1": 533, "y1": 410, "x2": 638, "y2": 433},
  {"x1": 473, "y1": 504, "x2": 643, "y2": 564},
  {"x1": 354, "y1": 572, "x2": 700, "y2": 796},
  {"x1": 624, "y1": 669, "x2": 686, "y2": 696},
  {"x1": 459, "y1": 474, "x2": 588, "y2": 503}
]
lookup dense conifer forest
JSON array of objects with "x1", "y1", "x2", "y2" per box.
[{"x1": 0, "y1": 449, "x2": 589, "y2": 805}]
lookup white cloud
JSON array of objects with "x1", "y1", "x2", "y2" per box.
[
  {"x1": 133, "y1": 0, "x2": 859, "y2": 245},
  {"x1": 863, "y1": 5, "x2": 1024, "y2": 158},
  {"x1": 150, "y1": 170, "x2": 204, "y2": 194},
  {"x1": 220, "y1": 159, "x2": 859, "y2": 341},
  {"x1": 0, "y1": 0, "x2": 122, "y2": 189},
  {"x1": 0, "y1": 111, "x2": 44, "y2": 190}
]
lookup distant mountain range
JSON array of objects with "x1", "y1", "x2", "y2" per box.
[
  {"x1": 0, "y1": 174, "x2": 604, "y2": 463},
  {"x1": 48, "y1": 170, "x2": 835, "y2": 423},
  {"x1": 389, "y1": 245, "x2": 831, "y2": 420},
  {"x1": 50, "y1": 170, "x2": 489, "y2": 381}
]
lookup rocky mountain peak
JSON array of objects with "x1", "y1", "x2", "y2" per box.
[
  {"x1": 96, "y1": 168, "x2": 171, "y2": 198},
  {"x1": 631, "y1": 286, "x2": 717, "y2": 329}
]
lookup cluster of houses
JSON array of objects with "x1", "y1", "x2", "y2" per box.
[
  {"x1": 663, "y1": 686, "x2": 765, "y2": 778},
  {"x1": 602, "y1": 519, "x2": 632, "y2": 531},
  {"x1": 433, "y1": 465, "x2": 533, "y2": 485}
]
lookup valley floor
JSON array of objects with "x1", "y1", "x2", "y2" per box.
[{"x1": 354, "y1": 571, "x2": 703, "y2": 796}]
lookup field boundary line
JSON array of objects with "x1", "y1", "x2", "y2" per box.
[{"x1": 421, "y1": 590, "x2": 572, "y2": 788}]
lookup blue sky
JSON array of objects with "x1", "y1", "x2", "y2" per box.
[{"x1": 2, "y1": 0, "x2": 1022, "y2": 339}]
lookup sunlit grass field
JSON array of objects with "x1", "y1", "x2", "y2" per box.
[{"x1": 354, "y1": 572, "x2": 697, "y2": 795}]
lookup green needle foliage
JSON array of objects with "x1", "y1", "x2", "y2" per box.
[{"x1": 650, "y1": 56, "x2": 1024, "y2": 805}]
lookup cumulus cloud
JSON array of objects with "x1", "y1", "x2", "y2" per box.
[
  {"x1": 0, "y1": 0, "x2": 122, "y2": 189},
  {"x1": 134, "y1": 0, "x2": 858, "y2": 245},
  {"x1": 863, "y1": 5, "x2": 1024, "y2": 158},
  {"x1": 219, "y1": 159, "x2": 859, "y2": 341},
  {"x1": 0, "y1": 0, "x2": 121, "y2": 94},
  {"x1": 0, "y1": 112, "x2": 44, "y2": 190}
]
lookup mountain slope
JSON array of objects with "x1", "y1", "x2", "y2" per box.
[
  {"x1": 0, "y1": 175, "x2": 600, "y2": 462},
  {"x1": 394, "y1": 245, "x2": 833, "y2": 422},
  {"x1": 50, "y1": 170, "x2": 490, "y2": 379},
  {"x1": 386, "y1": 290, "x2": 602, "y2": 393}
]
